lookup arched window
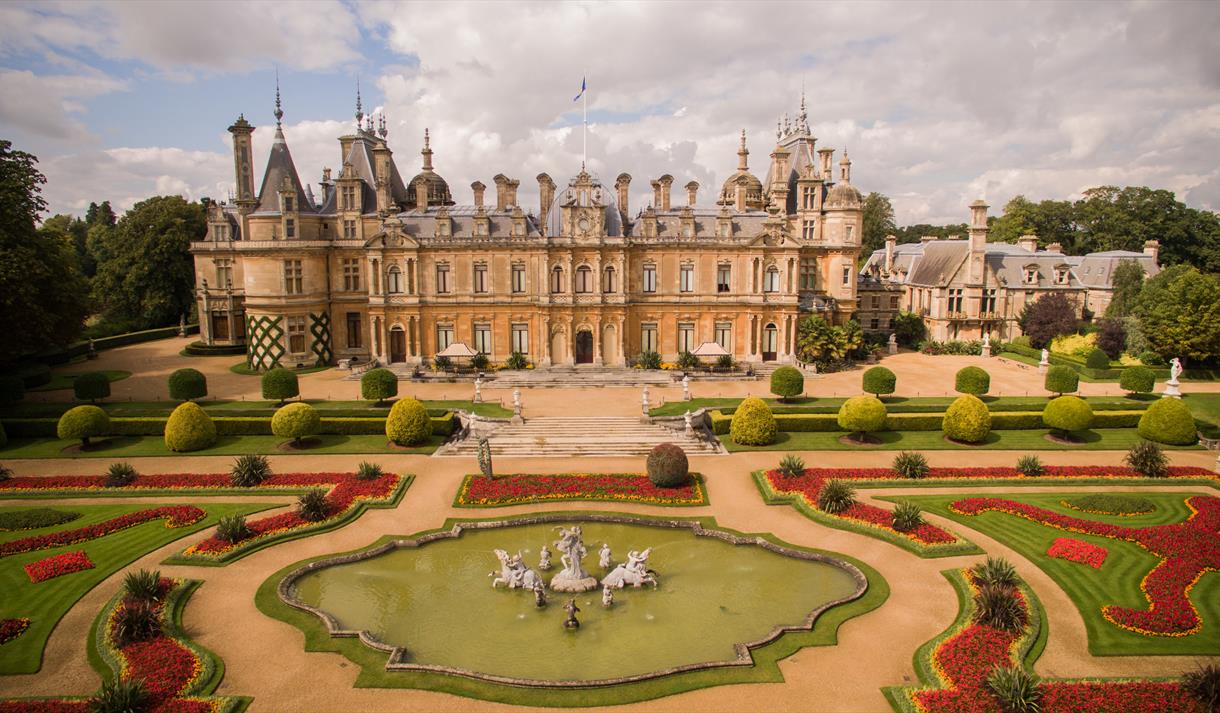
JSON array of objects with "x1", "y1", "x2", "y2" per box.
[
  {"x1": 575, "y1": 265, "x2": 593, "y2": 293},
  {"x1": 603, "y1": 266, "x2": 616, "y2": 293},
  {"x1": 550, "y1": 266, "x2": 564, "y2": 294},
  {"x1": 763, "y1": 266, "x2": 780, "y2": 293},
  {"x1": 387, "y1": 266, "x2": 403, "y2": 294}
]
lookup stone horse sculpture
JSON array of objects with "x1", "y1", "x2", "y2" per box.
[
  {"x1": 601, "y1": 548, "x2": 657, "y2": 589},
  {"x1": 491, "y1": 549, "x2": 543, "y2": 590}
]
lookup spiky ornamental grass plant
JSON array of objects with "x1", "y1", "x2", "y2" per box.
[
  {"x1": 816, "y1": 479, "x2": 856, "y2": 514},
  {"x1": 111, "y1": 604, "x2": 160, "y2": 647},
  {"x1": 973, "y1": 584, "x2": 1027, "y2": 633},
  {"x1": 356, "y1": 461, "x2": 384, "y2": 480},
  {"x1": 1016, "y1": 454, "x2": 1044, "y2": 477},
  {"x1": 296, "y1": 489, "x2": 332, "y2": 522},
  {"x1": 891, "y1": 501, "x2": 924, "y2": 532},
  {"x1": 777, "y1": 454, "x2": 805, "y2": 478},
  {"x1": 1124, "y1": 440, "x2": 1169, "y2": 478},
  {"x1": 214, "y1": 514, "x2": 252, "y2": 543},
  {"x1": 892, "y1": 450, "x2": 929, "y2": 479},
  {"x1": 1181, "y1": 663, "x2": 1220, "y2": 713},
  {"x1": 105, "y1": 462, "x2": 137, "y2": 488},
  {"x1": 90, "y1": 678, "x2": 150, "y2": 713},
  {"x1": 970, "y1": 556, "x2": 1019, "y2": 590},
  {"x1": 122, "y1": 569, "x2": 162, "y2": 604},
  {"x1": 986, "y1": 664, "x2": 1043, "y2": 713},
  {"x1": 230, "y1": 454, "x2": 271, "y2": 487}
]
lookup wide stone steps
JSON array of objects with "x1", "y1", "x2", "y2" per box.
[
  {"x1": 487, "y1": 368, "x2": 674, "y2": 388},
  {"x1": 438, "y1": 416, "x2": 721, "y2": 457}
]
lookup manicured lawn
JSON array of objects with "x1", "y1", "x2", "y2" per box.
[
  {"x1": 229, "y1": 361, "x2": 331, "y2": 376},
  {"x1": 722, "y1": 428, "x2": 1197, "y2": 452},
  {"x1": 0, "y1": 501, "x2": 274, "y2": 674},
  {"x1": 30, "y1": 370, "x2": 132, "y2": 392},
  {"x1": 1, "y1": 398, "x2": 512, "y2": 419},
  {"x1": 0, "y1": 433, "x2": 444, "y2": 459},
  {"x1": 883, "y1": 492, "x2": 1220, "y2": 656},
  {"x1": 650, "y1": 394, "x2": 1153, "y2": 417}
]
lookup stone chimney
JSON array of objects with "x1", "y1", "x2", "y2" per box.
[
  {"x1": 615, "y1": 173, "x2": 631, "y2": 219},
  {"x1": 1018, "y1": 234, "x2": 1038, "y2": 253},
  {"x1": 920, "y1": 235, "x2": 938, "y2": 244},
  {"x1": 685, "y1": 180, "x2": 699, "y2": 207},
  {"x1": 818, "y1": 148, "x2": 834, "y2": 180},
  {"x1": 1046, "y1": 242, "x2": 1063, "y2": 254},
  {"x1": 505, "y1": 177, "x2": 519, "y2": 209},
  {"x1": 884, "y1": 235, "x2": 896, "y2": 274},
  {"x1": 650, "y1": 179, "x2": 662, "y2": 209},
  {"x1": 471, "y1": 181, "x2": 486, "y2": 209},
  {"x1": 658, "y1": 174, "x2": 673, "y2": 211},
  {"x1": 537, "y1": 173, "x2": 556, "y2": 229},
  {"x1": 492, "y1": 174, "x2": 509, "y2": 212},
  {"x1": 968, "y1": 200, "x2": 989, "y2": 283},
  {"x1": 1143, "y1": 239, "x2": 1160, "y2": 264}
]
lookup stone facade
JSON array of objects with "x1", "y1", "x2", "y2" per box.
[{"x1": 192, "y1": 95, "x2": 863, "y2": 369}]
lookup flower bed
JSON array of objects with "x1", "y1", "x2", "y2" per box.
[
  {"x1": 24, "y1": 551, "x2": 94, "y2": 583},
  {"x1": 769, "y1": 465, "x2": 1214, "y2": 483},
  {"x1": 0, "y1": 506, "x2": 204, "y2": 557},
  {"x1": 951, "y1": 496, "x2": 1220, "y2": 637},
  {"x1": 455, "y1": 473, "x2": 708, "y2": 507},
  {"x1": 1047, "y1": 538, "x2": 1108, "y2": 569},
  {"x1": 0, "y1": 618, "x2": 30, "y2": 645}
]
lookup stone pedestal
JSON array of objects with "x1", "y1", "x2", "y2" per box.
[
  {"x1": 887, "y1": 334, "x2": 898, "y2": 355},
  {"x1": 550, "y1": 573, "x2": 598, "y2": 593},
  {"x1": 982, "y1": 345, "x2": 991, "y2": 358},
  {"x1": 473, "y1": 377, "x2": 483, "y2": 403},
  {"x1": 1162, "y1": 378, "x2": 1182, "y2": 399},
  {"x1": 511, "y1": 388, "x2": 524, "y2": 424}
]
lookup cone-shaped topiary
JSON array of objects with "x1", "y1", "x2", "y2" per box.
[
  {"x1": 361, "y1": 368, "x2": 398, "y2": 405},
  {"x1": 386, "y1": 397, "x2": 431, "y2": 446},
  {"x1": 167, "y1": 368, "x2": 207, "y2": 401},
  {"x1": 57, "y1": 405, "x2": 110, "y2": 447},
  {"x1": 1042, "y1": 395, "x2": 1093, "y2": 440},
  {"x1": 163, "y1": 401, "x2": 217, "y2": 452},
  {"x1": 1119, "y1": 366, "x2": 1155, "y2": 395},
  {"x1": 862, "y1": 366, "x2": 896, "y2": 397},
  {"x1": 837, "y1": 395, "x2": 887, "y2": 442},
  {"x1": 943, "y1": 394, "x2": 992, "y2": 444},
  {"x1": 646, "y1": 443, "x2": 690, "y2": 487},
  {"x1": 73, "y1": 372, "x2": 110, "y2": 403},
  {"x1": 1136, "y1": 398, "x2": 1197, "y2": 445},
  {"x1": 1044, "y1": 365, "x2": 1079, "y2": 396},
  {"x1": 729, "y1": 396, "x2": 777, "y2": 446},
  {"x1": 769, "y1": 366, "x2": 804, "y2": 402},
  {"x1": 261, "y1": 367, "x2": 299, "y2": 405},
  {"x1": 954, "y1": 366, "x2": 990, "y2": 395},
  {"x1": 272, "y1": 402, "x2": 320, "y2": 446}
]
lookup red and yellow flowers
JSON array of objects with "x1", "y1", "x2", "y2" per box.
[
  {"x1": 0, "y1": 618, "x2": 30, "y2": 645},
  {"x1": 1046, "y1": 538, "x2": 1108, "y2": 569},
  {"x1": 24, "y1": 551, "x2": 95, "y2": 583},
  {"x1": 456, "y1": 473, "x2": 707, "y2": 507},
  {"x1": 0, "y1": 507, "x2": 204, "y2": 557}
]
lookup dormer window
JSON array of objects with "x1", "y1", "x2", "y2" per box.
[
  {"x1": 682, "y1": 223, "x2": 694, "y2": 238},
  {"x1": 1024, "y1": 267, "x2": 1039, "y2": 284},
  {"x1": 282, "y1": 196, "x2": 294, "y2": 213},
  {"x1": 718, "y1": 221, "x2": 731, "y2": 238},
  {"x1": 1055, "y1": 267, "x2": 1070, "y2": 285},
  {"x1": 802, "y1": 219, "x2": 815, "y2": 240},
  {"x1": 341, "y1": 186, "x2": 356, "y2": 211}
]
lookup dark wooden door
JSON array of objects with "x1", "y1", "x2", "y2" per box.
[
  {"x1": 762, "y1": 324, "x2": 778, "y2": 362},
  {"x1": 211, "y1": 312, "x2": 229, "y2": 341},
  {"x1": 575, "y1": 331, "x2": 593, "y2": 364},
  {"x1": 390, "y1": 329, "x2": 406, "y2": 363}
]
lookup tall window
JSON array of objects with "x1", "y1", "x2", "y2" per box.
[
  {"x1": 511, "y1": 324, "x2": 529, "y2": 354},
  {"x1": 871, "y1": 295, "x2": 880, "y2": 309},
  {"x1": 678, "y1": 323, "x2": 695, "y2": 353},
  {"x1": 511, "y1": 264, "x2": 526, "y2": 293},
  {"x1": 802, "y1": 186, "x2": 816, "y2": 210},
  {"x1": 474, "y1": 324, "x2": 492, "y2": 354},
  {"x1": 287, "y1": 316, "x2": 306, "y2": 353},
  {"x1": 717, "y1": 263, "x2": 731, "y2": 293},
  {"x1": 641, "y1": 323, "x2": 658, "y2": 352},
  {"x1": 802, "y1": 219, "x2": 815, "y2": 240},
  {"x1": 948, "y1": 288, "x2": 964, "y2": 314},
  {"x1": 284, "y1": 218, "x2": 295, "y2": 239},
  {"x1": 799, "y1": 258, "x2": 816, "y2": 290},
  {"x1": 603, "y1": 266, "x2": 616, "y2": 293},
  {"x1": 890, "y1": 296, "x2": 900, "y2": 309},
  {"x1": 282, "y1": 195, "x2": 294, "y2": 213},
  {"x1": 387, "y1": 266, "x2": 403, "y2": 294},
  {"x1": 715, "y1": 322, "x2": 732, "y2": 351},
  {"x1": 982, "y1": 288, "x2": 997, "y2": 314},
  {"x1": 551, "y1": 266, "x2": 565, "y2": 294},
  {"x1": 845, "y1": 225, "x2": 854, "y2": 243},
  {"x1": 343, "y1": 220, "x2": 356, "y2": 239},
  {"x1": 841, "y1": 265, "x2": 851, "y2": 286},
  {"x1": 575, "y1": 265, "x2": 593, "y2": 293},
  {"x1": 436, "y1": 264, "x2": 450, "y2": 294},
  {"x1": 436, "y1": 324, "x2": 454, "y2": 351},
  {"x1": 473, "y1": 263, "x2": 488, "y2": 293},
  {"x1": 763, "y1": 266, "x2": 780, "y2": 293},
  {"x1": 215, "y1": 259, "x2": 232, "y2": 288},
  {"x1": 342, "y1": 259, "x2": 361, "y2": 291},
  {"x1": 284, "y1": 260, "x2": 302, "y2": 295},
  {"x1": 341, "y1": 186, "x2": 356, "y2": 211},
  {"x1": 642, "y1": 264, "x2": 657, "y2": 293},
  {"x1": 346, "y1": 312, "x2": 361, "y2": 349},
  {"x1": 679, "y1": 264, "x2": 694, "y2": 293}
]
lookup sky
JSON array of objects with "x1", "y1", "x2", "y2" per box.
[{"x1": 2, "y1": 0, "x2": 1218, "y2": 226}]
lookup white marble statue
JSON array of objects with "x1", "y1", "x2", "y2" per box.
[
  {"x1": 538, "y1": 544, "x2": 552, "y2": 571},
  {"x1": 1163, "y1": 357, "x2": 1183, "y2": 398},
  {"x1": 602, "y1": 585, "x2": 614, "y2": 608},
  {"x1": 682, "y1": 374, "x2": 691, "y2": 401},
  {"x1": 550, "y1": 525, "x2": 598, "y2": 592},
  {"x1": 684, "y1": 410, "x2": 694, "y2": 435},
  {"x1": 1038, "y1": 348, "x2": 1050, "y2": 373},
  {"x1": 981, "y1": 332, "x2": 991, "y2": 358},
  {"x1": 601, "y1": 548, "x2": 657, "y2": 589},
  {"x1": 887, "y1": 333, "x2": 898, "y2": 355},
  {"x1": 473, "y1": 376, "x2": 483, "y2": 403},
  {"x1": 491, "y1": 549, "x2": 543, "y2": 590},
  {"x1": 599, "y1": 543, "x2": 612, "y2": 569}
]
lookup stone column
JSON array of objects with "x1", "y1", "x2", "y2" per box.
[
  {"x1": 540, "y1": 317, "x2": 551, "y2": 366},
  {"x1": 593, "y1": 316, "x2": 603, "y2": 365},
  {"x1": 225, "y1": 290, "x2": 235, "y2": 345},
  {"x1": 201, "y1": 287, "x2": 212, "y2": 344}
]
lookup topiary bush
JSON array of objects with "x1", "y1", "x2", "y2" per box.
[
  {"x1": 892, "y1": 450, "x2": 929, "y2": 479},
  {"x1": 943, "y1": 395, "x2": 992, "y2": 444},
  {"x1": 1124, "y1": 440, "x2": 1169, "y2": 478},
  {"x1": 729, "y1": 396, "x2": 777, "y2": 446},
  {"x1": 73, "y1": 371, "x2": 111, "y2": 403},
  {"x1": 296, "y1": 489, "x2": 332, "y2": 522},
  {"x1": 954, "y1": 366, "x2": 990, "y2": 396},
  {"x1": 360, "y1": 368, "x2": 398, "y2": 406},
  {"x1": 261, "y1": 367, "x2": 299, "y2": 405},
  {"x1": 777, "y1": 454, "x2": 805, "y2": 478},
  {"x1": 1084, "y1": 347, "x2": 1110, "y2": 369},
  {"x1": 1136, "y1": 398, "x2": 1197, "y2": 445},
  {"x1": 105, "y1": 462, "x2": 137, "y2": 487},
  {"x1": 1044, "y1": 365, "x2": 1079, "y2": 396},
  {"x1": 861, "y1": 366, "x2": 896, "y2": 397},
  {"x1": 0, "y1": 375, "x2": 25, "y2": 405},
  {"x1": 167, "y1": 368, "x2": 207, "y2": 401},
  {"x1": 769, "y1": 366, "x2": 804, "y2": 402},
  {"x1": 163, "y1": 401, "x2": 217, "y2": 452},
  {"x1": 230, "y1": 454, "x2": 271, "y2": 487},
  {"x1": 57, "y1": 405, "x2": 110, "y2": 448},
  {"x1": 837, "y1": 395, "x2": 887, "y2": 443},
  {"x1": 272, "y1": 402, "x2": 320, "y2": 446},
  {"x1": 385, "y1": 397, "x2": 431, "y2": 446},
  {"x1": 986, "y1": 664, "x2": 1042, "y2": 713},
  {"x1": 817, "y1": 479, "x2": 856, "y2": 514},
  {"x1": 1042, "y1": 395, "x2": 1093, "y2": 439},
  {"x1": 1016, "y1": 454, "x2": 1044, "y2": 477},
  {"x1": 646, "y1": 443, "x2": 690, "y2": 487},
  {"x1": 1118, "y1": 366, "x2": 1155, "y2": 395},
  {"x1": 892, "y1": 501, "x2": 923, "y2": 532},
  {"x1": 356, "y1": 461, "x2": 383, "y2": 480}
]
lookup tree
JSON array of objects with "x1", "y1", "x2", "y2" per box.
[
  {"x1": 39, "y1": 213, "x2": 95, "y2": 278},
  {"x1": 0, "y1": 141, "x2": 90, "y2": 366},
  {"x1": 861, "y1": 192, "x2": 897, "y2": 257},
  {"x1": 1096, "y1": 319, "x2": 1126, "y2": 359},
  {"x1": 795, "y1": 315, "x2": 861, "y2": 364},
  {"x1": 1132, "y1": 265, "x2": 1220, "y2": 365},
  {"x1": 1018, "y1": 293, "x2": 1078, "y2": 349},
  {"x1": 90, "y1": 196, "x2": 205, "y2": 331},
  {"x1": 891, "y1": 311, "x2": 927, "y2": 348},
  {"x1": 1105, "y1": 259, "x2": 1146, "y2": 319}
]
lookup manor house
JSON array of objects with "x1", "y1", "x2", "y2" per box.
[{"x1": 192, "y1": 93, "x2": 863, "y2": 369}]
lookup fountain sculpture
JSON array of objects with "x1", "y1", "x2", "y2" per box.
[
  {"x1": 598, "y1": 543, "x2": 612, "y2": 569},
  {"x1": 491, "y1": 550, "x2": 543, "y2": 590},
  {"x1": 549, "y1": 525, "x2": 599, "y2": 592},
  {"x1": 563, "y1": 598, "x2": 581, "y2": 629},
  {"x1": 537, "y1": 544, "x2": 552, "y2": 571},
  {"x1": 533, "y1": 582, "x2": 547, "y2": 609},
  {"x1": 602, "y1": 548, "x2": 657, "y2": 589},
  {"x1": 602, "y1": 585, "x2": 614, "y2": 608}
]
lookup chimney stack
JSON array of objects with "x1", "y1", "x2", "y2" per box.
[
  {"x1": 1046, "y1": 242, "x2": 1063, "y2": 254},
  {"x1": 920, "y1": 235, "x2": 938, "y2": 244},
  {"x1": 1018, "y1": 235, "x2": 1038, "y2": 253},
  {"x1": 471, "y1": 181, "x2": 486, "y2": 209},
  {"x1": 968, "y1": 199, "x2": 989, "y2": 284},
  {"x1": 1143, "y1": 239, "x2": 1160, "y2": 264},
  {"x1": 537, "y1": 173, "x2": 556, "y2": 230},
  {"x1": 658, "y1": 174, "x2": 673, "y2": 211},
  {"x1": 615, "y1": 173, "x2": 631, "y2": 221},
  {"x1": 884, "y1": 235, "x2": 896, "y2": 274},
  {"x1": 734, "y1": 176, "x2": 748, "y2": 212},
  {"x1": 492, "y1": 174, "x2": 509, "y2": 212},
  {"x1": 685, "y1": 180, "x2": 699, "y2": 207},
  {"x1": 818, "y1": 148, "x2": 834, "y2": 180},
  {"x1": 505, "y1": 177, "x2": 519, "y2": 209}
]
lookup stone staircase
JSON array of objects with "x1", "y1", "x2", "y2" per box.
[
  {"x1": 485, "y1": 366, "x2": 674, "y2": 388},
  {"x1": 437, "y1": 416, "x2": 723, "y2": 458}
]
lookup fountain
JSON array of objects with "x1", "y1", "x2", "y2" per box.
[{"x1": 548, "y1": 525, "x2": 599, "y2": 592}]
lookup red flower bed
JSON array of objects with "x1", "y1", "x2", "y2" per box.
[
  {"x1": 0, "y1": 618, "x2": 30, "y2": 644},
  {"x1": 951, "y1": 496, "x2": 1220, "y2": 637},
  {"x1": 762, "y1": 465, "x2": 1213, "y2": 482},
  {"x1": 457, "y1": 473, "x2": 706, "y2": 506},
  {"x1": 764, "y1": 470, "x2": 960, "y2": 547},
  {"x1": 24, "y1": 551, "x2": 94, "y2": 583},
  {"x1": 0, "y1": 507, "x2": 204, "y2": 557},
  {"x1": 1047, "y1": 538, "x2": 1108, "y2": 569}
]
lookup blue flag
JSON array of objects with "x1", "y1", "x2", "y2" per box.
[{"x1": 573, "y1": 77, "x2": 586, "y2": 102}]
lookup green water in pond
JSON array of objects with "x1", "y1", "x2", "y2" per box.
[{"x1": 292, "y1": 521, "x2": 858, "y2": 681}]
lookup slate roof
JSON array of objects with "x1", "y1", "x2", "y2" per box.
[
  {"x1": 254, "y1": 127, "x2": 316, "y2": 214},
  {"x1": 862, "y1": 240, "x2": 1089, "y2": 289},
  {"x1": 394, "y1": 205, "x2": 543, "y2": 239},
  {"x1": 1070, "y1": 251, "x2": 1159, "y2": 288}
]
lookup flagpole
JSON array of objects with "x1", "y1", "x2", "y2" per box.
[{"x1": 582, "y1": 79, "x2": 587, "y2": 170}]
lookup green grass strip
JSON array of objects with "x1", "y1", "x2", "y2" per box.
[{"x1": 0, "y1": 433, "x2": 444, "y2": 459}]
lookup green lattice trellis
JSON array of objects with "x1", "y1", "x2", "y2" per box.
[
  {"x1": 246, "y1": 315, "x2": 285, "y2": 371},
  {"x1": 309, "y1": 312, "x2": 332, "y2": 366}
]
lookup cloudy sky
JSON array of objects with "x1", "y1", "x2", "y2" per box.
[{"x1": 2, "y1": 0, "x2": 1218, "y2": 225}]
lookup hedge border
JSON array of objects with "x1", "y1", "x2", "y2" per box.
[{"x1": 709, "y1": 409, "x2": 1145, "y2": 435}]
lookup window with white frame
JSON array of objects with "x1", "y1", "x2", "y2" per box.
[
  {"x1": 802, "y1": 186, "x2": 816, "y2": 210},
  {"x1": 387, "y1": 266, "x2": 403, "y2": 294},
  {"x1": 287, "y1": 316, "x2": 306, "y2": 353},
  {"x1": 473, "y1": 324, "x2": 491, "y2": 354},
  {"x1": 436, "y1": 264, "x2": 450, "y2": 294},
  {"x1": 679, "y1": 264, "x2": 694, "y2": 292},
  {"x1": 473, "y1": 262, "x2": 488, "y2": 293},
  {"x1": 717, "y1": 263, "x2": 731, "y2": 293},
  {"x1": 343, "y1": 219, "x2": 356, "y2": 239},
  {"x1": 643, "y1": 264, "x2": 657, "y2": 293},
  {"x1": 763, "y1": 266, "x2": 780, "y2": 293},
  {"x1": 715, "y1": 322, "x2": 732, "y2": 351},
  {"x1": 511, "y1": 264, "x2": 526, "y2": 293},
  {"x1": 342, "y1": 259, "x2": 360, "y2": 291},
  {"x1": 511, "y1": 324, "x2": 529, "y2": 354},
  {"x1": 841, "y1": 264, "x2": 851, "y2": 286},
  {"x1": 1024, "y1": 267, "x2": 1038, "y2": 284},
  {"x1": 640, "y1": 323, "x2": 658, "y2": 352},
  {"x1": 575, "y1": 265, "x2": 593, "y2": 293},
  {"x1": 802, "y1": 219, "x2": 815, "y2": 240},
  {"x1": 283, "y1": 260, "x2": 302, "y2": 295},
  {"x1": 436, "y1": 324, "x2": 454, "y2": 351},
  {"x1": 677, "y1": 323, "x2": 695, "y2": 353},
  {"x1": 1055, "y1": 267, "x2": 1069, "y2": 285}
]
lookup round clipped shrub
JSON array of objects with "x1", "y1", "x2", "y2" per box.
[
  {"x1": 386, "y1": 397, "x2": 430, "y2": 446},
  {"x1": 862, "y1": 366, "x2": 896, "y2": 397},
  {"x1": 646, "y1": 443, "x2": 690, "y2": 487},
  {"x1": 769, "y1": 366, "x2": 804, "y2": 402},
  {"x1": 837, "y1": 395, "x2": 887, "y2": 442},
  {"x1": 943, "y1": 395, "x2": 992, "y2": 444},
  {"x1": 954, "y1": 366, "x2": 990, "y2": 396},
  {"x1": 261, "y1": 368, "x2": 299, "y2": 405},
  {"x1": 57, "y1": 405, "x2": 110, "y2": 447},
  {"x1": 1042, "y1": 396, "x2": 1093, "y2": 439},
  {"x1": 361, "y1": 368, "x2": 398, "y2": 405},
  {"x1": 729, "y1": 396, "x2": 777, "y2": 446},
  {"x1": 272, "y1": 402, "x2": 320, "y2": 446},
  {"x1": 0, "y1": 375, "x2": 25, "y2": 405},
  {"x1": 1119, "y1": 366, "x2": 1155, "y2": 395},
  {"x1": 167, "y1": 368, "x2": 207, "y2": 401},
  {"x1": 1084, "y1": 348, "x2": 1110, "y2": 369},
  {"x1": 73, "y1": 372, "x2": 110, "y2": 403},
  {"x1": 163, "y1": 401, "x2": 217, "y2": 452},
  {"x1": 1044, "y1": 365, "x2": 1079, "y2": 396},
  {"x1": 1137, "y1": 398, "x2": 1197, "y2": 445}
]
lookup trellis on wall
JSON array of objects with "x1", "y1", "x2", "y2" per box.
[
  {"x1": 246, "y1": 315, "x2": 285, "y2": 371},
  {"x1": 309, "y1": 312, "x2": 333, "y2": 366}
]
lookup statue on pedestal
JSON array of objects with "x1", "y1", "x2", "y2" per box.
[
  {"x1": 1163, "y1": 357, "x2": 1183, "y2": 398},
  {"x1": 538, "y1": 544, "x2": 552, "y2": 571},
  {"x1": 602, "y1": 585, "x2": 614, "y2": 608},
  {"x1": 549, "y1": 525, "x2": 598, "y2": 592},
  {"x1": 682, "y1": 374, "x2": 691, "y2": 401}
]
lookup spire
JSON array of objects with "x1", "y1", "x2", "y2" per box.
[
  {"x1": 378, "y1": 113, "x2": 388, "y2": 139},
  {"x1": 737, "y1": 128, "x2": 749, "y2": 171},
  {"x1": 421, "y1": 128, "x2": 434, "y2": 171},
  {"x1": 355, "y1": 76, "x2": 363, "y2": 127},
  {"x1": 798, "y1": 83, "x2": 808, "y2": 130},
  {"x1": 273, "y1": 68, "x2": 283, "y2": 127},
  {"x1": 775, "y1": 117, "x2": 781, "y2": 141}
]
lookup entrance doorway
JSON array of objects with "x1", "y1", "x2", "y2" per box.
[
  {"x1": 762, "y1": 323, "x2": 778, "y2": 362},
  {"x1": 389, "y1": 327, "x2": 406, "y2": 363},
  {"x1": 210, "y1": 312, "x2": 230, "y2": 341},
  {"x1": 575, "y1": 330, "x2": 594, "y2": 364}
]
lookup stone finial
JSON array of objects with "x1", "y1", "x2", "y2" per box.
[
  {"x1": 421, "y1": 129, "x2": 433, "y2": 171},
  {"x1": 355, "y1": 76, "x2": 363, "y2": 126},
  {"x1": 273, "y1": 69, "x2": 284, "y2": 126}
]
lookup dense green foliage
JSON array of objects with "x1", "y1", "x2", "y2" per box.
[
  {"x1": 1016, "y1": 455, "x2": 1044, "y2": 477},
  {"x1": 1181, "y1": 663, "x2": 1220, "y2": 713},
  {"x1": 1096, "y1": 319, "x2": 1126, "y2": 359},
  {"x1": 974, "y1": 584, "x2": 1027, "y2": 633},
  {"x1": 111, "y1": 603, "x2": 161, "y2": 647},
  {"x1": 73, "y1": 371, "x2": 111, "y2": 402},
  {"x1": 1119, "y1": 366, "x2": 1155, "y2": 394},
  {"x1": 56, "y1": 404, "x2": 110, "y2": 446},
  {"x1": 1105, "y1": 260, "x2": 1147, "y2": 319},
  {"x1": 646, "y1": 443, "x2": 690, "y2": 487},
  {"x1": 1124, "y1": 440, "x2": 1169, "y2": 478},
  {"x1": 729, "y1": 396, "x2": 777, "y2": 446},
  {"x1": 297, "y1": 489, "x2": 332, "y2": 522},
  {"x1": 261, "y1": 368, "x2": 299, "y2": 404},
  {"x1": 676, "y1": 351, "x2": 699, "y2": 370},
  {"x1": 230, "y1": 453, "x2": 272, "y2": 487},
  {"x1": 505, "y1": 351, "x2": 529, "y2": 370},
  {"x1": 386, "y1": 397, "x2": 431, "y2": 446},
  {"x1": 361, "y1": 368, "x2": 398, "y2": 405},
  {"x1": 634, "y1": 351, "x2": 662, "y2": 369},
  {"x1": 816, "y1": 479, "x2": 856, "y2": 514},
  {"x1": 777, "y1": 454, "x2": 805, "y2": 478},
  {"x1": 1136, "y1": 398, "x2": 1197, "y2": 445},
  {"x1": 861, "y1": 192, "x2": 897, "y2": 256},
  {"x1": 90, "y1": 677, "x2": 151, "y2": 713},
  {"x1": 892, "y1": 450, "x2": 930, "y2": 479},
  {"x1": 0, "y1": 508, "x2": 80, "y2": 531},
  {"x1": 861, "y1": 366, "x2": 896, "y2": 396},
  {"x1": 167, "y1": 368, "x2": 207, "y2": 401},
  {"x1": 1084, "y1": 347, "x2": 1110, "y2": 369},
  {"x1": 943, "y1": 395, "x2": 992, "y2": 443},
  {"x1": 769, "y1": 366, "x2": 804, "y2": 402},
  {"x1": 1019, "y1": 293, "x2": 1078, "y2": 349},
  {"x1": 837, "y1": 395, "x2": 887, "y2": 441},
  {"x1": 122, "y1": 569, "x2": 162, "y2": 603},
  {"x1": 971, "y1": 556, "x2": 1020, "y2": 590},
  {"x1": 105, "y1": 461, "x2": 138, "y2": 487},
  {"x1": 1042, "y1": 396, "x2": 1093, "y2": 437},
  {"x1": 795, "y1": 315, "x2": 862, "y2": 367},
  {"x1": 1132, "y1": 265, "x2": 1220, "y2": 364},
  {"x1": 891, "y1": 311, "x2": 927, "y2": 348},
  {"x1": 163, "y1": 401, "x2": 217, "y2": 452},
  {"x1": 954, "y1": 366, "x2": 990, "y2": 395},
  {"x1": 1043, "y1": 365, "x2": 1079, "y2": 396},
  {"x1": 272, "y1": 402, "x2": 320, "y2": 445},
  {"x1": 985, "y1": 664, "x2": 1042, "y2": 713},
  {"x1": 891, "y1": 501, "x2": 923, "y2": 532}
]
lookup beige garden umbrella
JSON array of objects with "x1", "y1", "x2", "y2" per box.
[
  {"x1": 436, "y1": 342, "x2": 478, "y2": 359},
  {"x1": 691, "y1": 341, "x2": 730, "y2": 358}
]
